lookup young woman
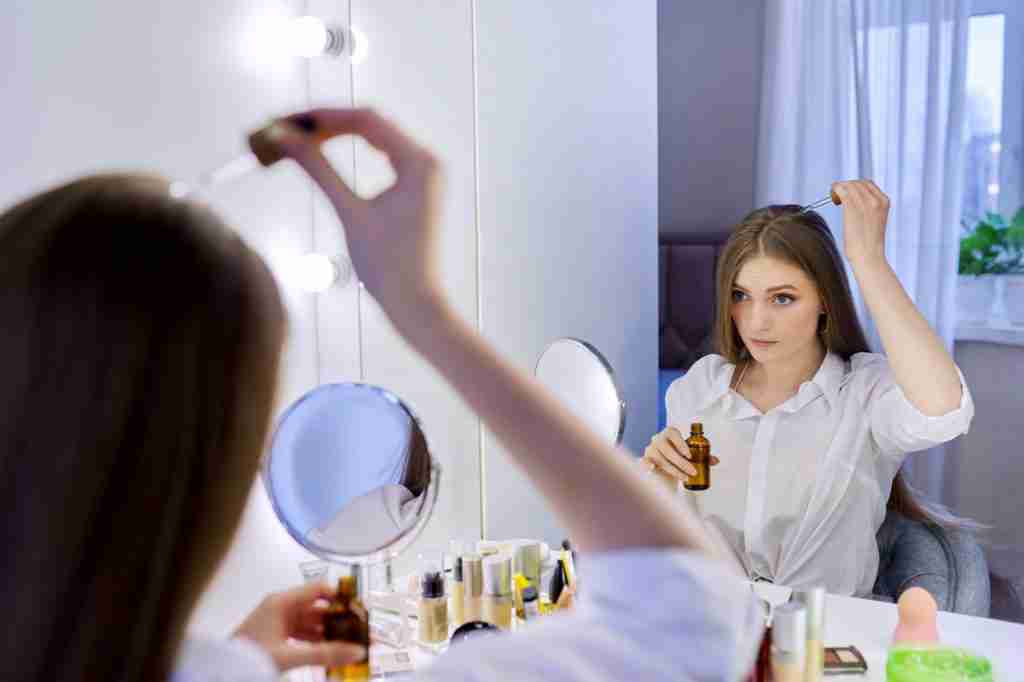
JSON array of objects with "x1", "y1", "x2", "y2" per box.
[
  {"x1": 641, "y1": 186, "x2": 975, "y2": 598},
  {"x1": 1, "y1": 111, "x2": 760, "y2": 682}
]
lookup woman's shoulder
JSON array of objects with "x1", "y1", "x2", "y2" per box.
[
  {"x1": 842, "y1": 352, "x2": 896, "y2": 399},
  {"x1": 666, "y1": 354, "x2": 731, "y2": 399}
]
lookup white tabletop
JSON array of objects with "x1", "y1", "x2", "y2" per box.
[
  {"x1": 336, "y1": 592, "x2": 1024, "y2": 680},
  {"x1": 824, "y1": 593, "x2": 1023, "y2": 681}
]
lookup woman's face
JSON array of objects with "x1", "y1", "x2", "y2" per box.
[{"x1": 730, "y1": 255, "x2": 824, "y2": 364}]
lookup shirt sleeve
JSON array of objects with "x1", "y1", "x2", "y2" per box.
[
  {"x1": 171, "y1": 637, "x2": 278, "y2": 682},
  {"x1": 857, "y1": 354, "x2": 975, "y2": 458},
  {"x1": 412, "y1": 549, "x2": 763, "y2": 682}
]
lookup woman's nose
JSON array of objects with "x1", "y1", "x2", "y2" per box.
[{"x1": 749, "y1": 302, "x2": 773, "y2": 331}]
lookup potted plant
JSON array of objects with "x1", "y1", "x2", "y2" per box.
[{"x1": 958, "y1": 209, "x2": 1024, "y2": 324}]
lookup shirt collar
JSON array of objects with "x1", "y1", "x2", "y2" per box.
[{"x1": 700, "y1": 351, "x2": 848, "y2": 418}]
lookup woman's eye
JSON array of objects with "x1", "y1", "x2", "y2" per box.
[
  {"x1": 773, "y1": 294, "x2": 795, "y2": 305},
  {"x1": 731, "y1": 290, "x2": 748, "y2": 302}
]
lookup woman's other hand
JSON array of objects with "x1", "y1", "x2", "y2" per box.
[
  {"x1": 640, "y1": 426, "x2": 719, "y2": 485},
  {"x1": 233, "y1": 581, "x2": 366, "y2": 672},
  {"x1": 831, "y1": 179, "x2": 890, "y2": 267}
]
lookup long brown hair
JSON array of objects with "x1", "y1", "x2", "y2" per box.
[
  {"x1": 0, "y1": 175, "x2": 286, "y2": 681},
  {"x1": 712, "y1": 205, "x2": 956, "y2": 529}
]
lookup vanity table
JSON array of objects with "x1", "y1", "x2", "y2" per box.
[{"x1": 350, "y1": 590, "x2": 1024, "y2": 679}]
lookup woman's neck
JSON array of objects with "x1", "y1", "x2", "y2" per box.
[{"x1": 744, "y1": 342, "x2": 827, "y2": 395}]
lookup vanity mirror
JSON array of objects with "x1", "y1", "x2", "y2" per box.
[
  {"x1": 262, "y1": 382, "x2": 440, "y2": 565},
  {"x1": 534, "y1": 338, "x2": 626, "y2": 445}
]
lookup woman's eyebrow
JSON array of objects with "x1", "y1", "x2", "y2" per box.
[{"x1": 733, "y1": 283, "x2": 799, "y2": 293}]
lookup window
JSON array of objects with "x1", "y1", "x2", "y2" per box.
[{"x1": 961, "y1": 13, "x2": 1005, "y2": 226}]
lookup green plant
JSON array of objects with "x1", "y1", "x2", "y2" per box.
[{"x1": 958, "y1": 208, "x2": 1024, "y2": 276}]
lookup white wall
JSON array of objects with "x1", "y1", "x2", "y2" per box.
[{"x1": 3, "y1": 0, "x2": 658, "y2": 635}]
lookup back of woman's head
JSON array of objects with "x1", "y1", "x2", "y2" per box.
[
  {"x1": 714, "y1": 205, "x2": 871, "y2": 361},
  {"x1": 0, "y1": 175, "x2": 286, "y2": 681}
]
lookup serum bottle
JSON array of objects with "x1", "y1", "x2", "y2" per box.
[
  {"x1": 684, "y1": 422, "x2": 711, "y2": 491},
  {"x1": 323, "y1": 573, "x2": 370, "y2": 681}
]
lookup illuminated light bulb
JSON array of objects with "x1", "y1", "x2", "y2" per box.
[
  {"x1": 284, "y1": 16, "x2": 346, "y2": 58},
  {"x1": 990, "y1": 141, "x2": 1002, "y2": 154},
  {"x1": 295, "y1": 253, "x2": 339, "y2": 293},
  {"x1": 350, "y1": 26, "x2": 369, "y2": 65},
  {"x1": 988, "y1": 183, "x2": 1000, "y2": 196}
]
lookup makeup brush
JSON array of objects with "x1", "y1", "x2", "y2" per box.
[{"x1": 800, "y1": 189, "x2": 842, "y2": 213}]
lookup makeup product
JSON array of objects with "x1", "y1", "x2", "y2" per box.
[
  {"x1": 513, "y1": 573, "x2": 530, "y2": 620},
  {"x1": 462, "y1": 553, "x2": 483, "y2": 623},
  {"x1": 514, "y1": 541, "x2": 543, "y2": 588},
  {"x1": 794, "y1": 588, "x2": 826, "y2": 682},
  {"x1": 417, "y1": 570, "x2": 448, "y2": 650},
  {"x1": 800, "y1": 190, "x2": 842, "y2": 213},
  {"x1": 449, "y1": 620, "x2": 500, "y2": 646},
  {"x1": 324, "y1": 573, "x2": 370, "y2": 681},
  {"x1": 560, "y1": 539, "x2": 577, "y2": 588},
  {"x1": 771, "y1": 602, "x2": 807, "y2": 682},
  {"x1": 450, "y1": 557, "x2": 465, "y2": 628},
  {"x1": 684, "y1": 423, "x2": 711, "y2": 491},
  {"x1": 824, "y1": 646, "x2": 867, "y2": 675},
  {"x1": 893, "y1": 587, "x2": 940, "y2": 644},
  {"x1": 482, "y1": 554, "x2": 514, "y2": 630},
  {"x1": 549, "y1": 553, "x2": 568, "y2": 606},
  {"x1": 521, "y1": 585, "x2": 540, "y2": 621},
  {"x1": 370, "y1": 650, "x2": 415, "y2": 677},
  {"x1": 886, "y1": 646, "x2": 992, "y2": 682}
]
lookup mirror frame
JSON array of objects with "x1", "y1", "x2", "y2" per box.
[
  {"x1": 261, "y1": 382, "x2": 442, "y2": 566},
  {"x1": 534, "y1": 337, "x2": 627, "y2": 445}
]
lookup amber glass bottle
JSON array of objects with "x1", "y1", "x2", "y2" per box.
[
  {"x1": 684, "y1": 422, "x2": 711, "y2": 491},
  {"x1": 324, "y1": 574, "x2": 370, "y2": 681}
]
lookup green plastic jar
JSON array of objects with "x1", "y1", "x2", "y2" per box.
[{"x1": 886, "y1": 646, "x2": 993, "y2": 682}]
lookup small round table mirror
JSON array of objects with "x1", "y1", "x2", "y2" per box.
[
  {"x1": 534, "y1": 338, "x2": 626, "y2": 445},
  {"x1": 262, "y1": 383, "x2": 440, "y2": 565}
]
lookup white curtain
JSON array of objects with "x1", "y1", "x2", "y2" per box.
[{"x1": 755, "y1": 0, "x2": 969, "y2": 504}]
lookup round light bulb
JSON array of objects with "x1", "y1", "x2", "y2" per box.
[
  {"x1": 990, "y1": 141, "x2": 1002, "y2": 154},
  {"x1": 987, "y1": 183, "x2": 1000, "y2": 196},
  {"x1": 286, "y1": 16, "x2": 330, "y2": 58},
  {"x1": 350, "y1": 26, "x2": 369, "y2": 65},
  {"x1": 295, "y1": 253, "x2": 339, "y2": 293}
]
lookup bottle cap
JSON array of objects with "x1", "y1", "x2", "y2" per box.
[
  {"x1": 482, "y1": 554, "x2": 512, "y2": 596},
  {"x1": 454, "y1": 556, "x2": 463, "y2": 582},
  {"x1": 421, "y1": 570, "x2": 445, "y2": 599},
  {"x1": 772, "y1": 602, "x2": 807, "y2": 655},
  {"x1": 690, "y1": 422, "x2": 703, "y2": 434}
]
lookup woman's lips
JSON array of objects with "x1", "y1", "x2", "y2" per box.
[{"x1": 749, "y1": 339, "x2": 778, "y2": 347}]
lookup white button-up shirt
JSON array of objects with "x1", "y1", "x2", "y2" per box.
[
  {"x1": 666, "y1": 351, "x2": 975, "y2": 597},
  {"x1": 174, "y1": 550, "x2": 763, "y2": 682}
]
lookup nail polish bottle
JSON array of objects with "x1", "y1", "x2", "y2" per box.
[
  {"x1": 324, "y1": 572, "x2": 370, "y2": 681},
  {"x1": 684, "y1": 422, "x2": 711, "y2": 491}
]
